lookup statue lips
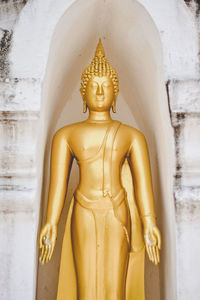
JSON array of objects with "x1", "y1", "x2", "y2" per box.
[
  {"x1": 96, "y1": 96, "x2": 104, "y2": 101},
  {"x1": 96, "y1": 96, "x2": 105, "y2": 105}
]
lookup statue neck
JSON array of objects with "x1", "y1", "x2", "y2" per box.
[{"x1": 87, "y1": 110, "x2": 112, "y2": 122}]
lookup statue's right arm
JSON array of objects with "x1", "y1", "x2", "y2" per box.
[{"x1": 39, "y1": 127, "x2": 73, "y2": 264}]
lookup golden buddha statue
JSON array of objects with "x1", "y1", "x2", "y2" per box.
[{"x1": 39, "y1": 39, "x2": 161, "y2": 300}]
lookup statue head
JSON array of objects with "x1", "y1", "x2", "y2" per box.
[{"x1": 80, "y1": 39, "x2": 119, "y2": 113}]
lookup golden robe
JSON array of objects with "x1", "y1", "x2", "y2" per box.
[{"x1": 56, "y1": 159, "x2": 145, "y2": 300}]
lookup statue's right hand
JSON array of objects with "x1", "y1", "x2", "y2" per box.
[{"x1": 39, "y1": 223, "x2": 57, "y2": 264}]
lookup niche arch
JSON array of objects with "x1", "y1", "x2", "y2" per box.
[{"x1": 34, "y1": 1, "x2": 176, "y2": 300}]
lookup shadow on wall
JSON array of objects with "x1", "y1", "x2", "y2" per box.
[{"x1": 36, "y1": 1, "x2": 176, "y2": 300}]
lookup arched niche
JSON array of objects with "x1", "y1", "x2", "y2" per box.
[{"x1": 32, "y1": 1, "x2": 176, "y2": 299}]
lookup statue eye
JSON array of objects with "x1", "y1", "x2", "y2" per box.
[
  {"x1": 103, "y1": 81, "x2": 112, "y2": 88},
  {"x1": 90, "y1": 82, "x2": 98, "y2": 88}
]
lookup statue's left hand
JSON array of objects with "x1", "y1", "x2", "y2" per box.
[
  {"x1": 39, "y1": 223, "x2": 57, "y2": 264},
  {"x1": 144, "y1": 221, "x2": 161, "y2": 265}
]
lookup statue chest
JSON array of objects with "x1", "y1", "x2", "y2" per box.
[{"x1": 71, "y1": 132, "x2": 128, "y2": 163}]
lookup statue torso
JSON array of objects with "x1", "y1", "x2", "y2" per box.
[{"x1": 66, "y1": 121, "x2": 134, "y2": 200}]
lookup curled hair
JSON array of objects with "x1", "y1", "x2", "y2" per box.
[{"x1": 80, "y1": 40, "x2": 119, "y2": 99}]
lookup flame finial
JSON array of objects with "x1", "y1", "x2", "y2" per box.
[{"x1": 95, "y1": 38, "x2": 105, "y2": 58}]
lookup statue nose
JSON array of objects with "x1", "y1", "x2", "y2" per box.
[{"x1": 96, "y1": 85, "x2": 104, "y2": 96}]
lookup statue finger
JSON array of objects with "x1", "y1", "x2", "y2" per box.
[
  {"x1": 47, "y1": 245, "x2": 52, "y2": 263},
  {"x1": 45, "y1": 250, "x2": 50, "y2": 263},
  {"x1": 45, "y1": 244, "x2": 50, "y2": 262},
  {"x1": 40, "y1": 245, "x2": 45, "y2": 263},
  {"x1": 44, "y1": 246, "x2": 49, "y2": 263},
  {"x1": 146, "y1": 245, "x2": 152, "y2": 261},
  {"x1": 156, "y1": 246, "x2": 160, "y2": 263},
  {"x1": 46, "y1": 245, "x2": 52, "y2": 263},
  {"x1": 152, "y1": 246, "x2": 157, "y2": 265},
  {"x1": 147, "y1": 245, "x2": 153, "y2": 261},
  {"x1": 42, "y1": 245, "x2": 49, "y2": 264},
  {"x1": 149, "y1": 245, "x2": 154, "y2": 263},
  {"x1": 158, "y1": 233, "x2": 161, "y2": 250},
  {"x1": 41, "y1": 246, "x2": 47, "y2": 264},
  {"x1": 48, "y1": 244, "x2": 55, "y2": 261}
]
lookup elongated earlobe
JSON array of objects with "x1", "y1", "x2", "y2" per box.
[
  {"x1": 83, "y1": 101, "x2": 87, "y2": 113},
  {"x1": 112, "y1": 101, "x2": 116, "y2": 113}
]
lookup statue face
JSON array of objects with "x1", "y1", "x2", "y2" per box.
[{"x1": 85, "y1": 76, "x2": 114, "y2": 112}]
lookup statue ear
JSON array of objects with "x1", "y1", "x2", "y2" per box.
[
  {"x1": 112, "y1": 100, "x2": 116, "y2": 113},
  {"x1": 83, "y1": 100, "x2": 87, "y2": 113}
]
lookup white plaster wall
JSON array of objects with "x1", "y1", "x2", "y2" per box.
[
  {"x1": 139, "y1": 0, "x2": 199, "y2": 80},
  {"x1": 0, "y1": 0, "x2": 199, "y2": 300}
]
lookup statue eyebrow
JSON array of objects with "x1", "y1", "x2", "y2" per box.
[{"x1": 92, "y1": 80, "x2": 111, "y2": 84}]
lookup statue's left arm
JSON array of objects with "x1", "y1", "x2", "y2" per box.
[{"x1": 128, "y1": 129, "x2": 161, "y2": 265}]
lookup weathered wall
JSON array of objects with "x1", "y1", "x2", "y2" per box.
[
  {"x1": 0, "y1": 1, "x2": 39, "y2": 299},
  {"x1": 0, "y1": 0, "x2": 199, "y2": 300},
  {"x1": 166, "y1": 2, "x2": 200, "y2": 298}
]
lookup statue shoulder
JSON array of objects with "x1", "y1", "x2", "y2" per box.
[
  {"x1": 120, "y1": 123, "x2": 146, "y2": 145},
  {"x1": 53, "y1": 122, "x2": 83, "y2": 142}
]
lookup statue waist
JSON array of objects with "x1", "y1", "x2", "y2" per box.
[{"x1": 74, "y1": 188, "x2": 125, "y2": 210}]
